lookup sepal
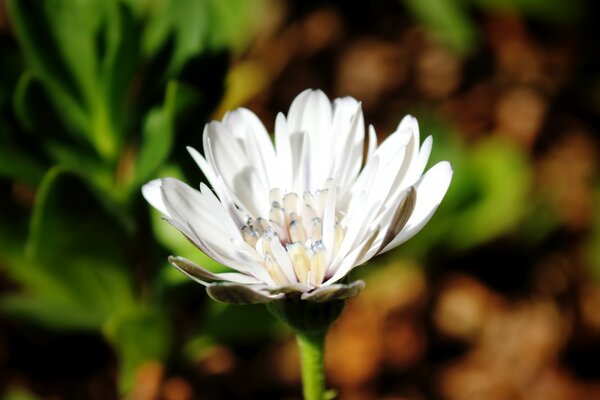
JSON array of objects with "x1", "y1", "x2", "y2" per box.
[{"x1": 207, "y1": 283, "x2": 283, "y2": 304}]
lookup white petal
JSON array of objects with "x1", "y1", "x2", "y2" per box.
[
  {"x1": 223, "y1": 108, "x2": 278, "y2": 189},
  {"x1": 204, "y1": 122, "x2": 268, "y2": 217},
  {"x1": 275, "y1": 112, "x2": 293, "y2": 190},
  {"x1": 381, "y1": 161, "x2": 453, "y2": 253},
  {"x1": 169, "y1": 256, "x2": 260, "y2": 286},
  {"x1": 269, "y1": 237, "x2": 298, "y2": 284},
  {"x1": 142, "y1": 179, "x2": 170, "y2": 216},
  {"x1": 366, "y1": 124, "x2": 378, "y2": 161},
  {"x1": 332, "y1": 101, "x2": 364, "y2": 192},
  {"x1": 325, "y1": 226, "x2": 380, "y2": 285},
  {"x1": 321, "y1": 184, "x2": 337, "y2": 264},
  {"x1": 405, "y1": 135, "x2": 433, "y2": 185}
]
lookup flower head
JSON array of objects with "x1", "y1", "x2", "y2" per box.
[{"x1": 143, "y1": 89, "x2": 452, "y2": 304}]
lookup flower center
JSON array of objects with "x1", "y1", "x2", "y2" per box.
[{"x1": 240, "y1": 188, "x2": 346, "y2": 287}]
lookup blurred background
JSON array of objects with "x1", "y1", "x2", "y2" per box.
[{"x1": 1, "y1": 0, "x2": 599, "y2": 399}]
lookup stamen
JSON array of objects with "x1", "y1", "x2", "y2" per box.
[
  {"x1": 311, "y1": 217, "x2": 323, "y2": 241},
  {"x1": 310, "y1": 240, "x2": 327, "y2": 286},
  {"x1": 302, "y1": 204, "x2": 317, "y2": 233},
  {"x1": 289, "y1": 219, "x2": 306, "y2": 243},
  {"x1": 264, "y1": 254, "x2": 289, "y2": 285},
  {"x1": 315, "y1": 189, "x2": 329, "y2": 216},
  {"x1": 283, "y1": 192, "x2": 300, "y2": 215},
  {"x1": 255, "y1": 217, "x2": 269, "y2": 235},
  {"x1": 242, "y1": 187, "x2": 344, "y2": 287},
  {"x1": 241, "y1": 226, "x2": 259, "y2": 247},
  {"x1": 287, "y1": 242, "x2": 310, "y2": 284},
  {"x1": 261, "y1": 229, "x2": 274, "y2": 254},
  {"x1": 269, "y1": 204, "x2": 285, "y2": 226},
  {"x1": 333, "y1": 221, "x2": 345, "y2": 257},
  {"x1": 269, "y1": 188, "x2": 282, "y2": 207},
  {"x1": 269, "y1": 219, "x2": 289, "y2": 244},
  {"x1": 303, "y1": 191, "x2": 314, "y2": 208}
]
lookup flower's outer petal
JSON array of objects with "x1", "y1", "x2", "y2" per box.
[
  {"x1": 322, "y1": 183, "x2": 337, "y2": 264},
  {"x1": 207, "y1": 283, "x2": 284, "y2": 304},
  {"x1": 142, "y1": 179, "x2": 170, "y2": 216},
  {"x1": 204, "y1": 121, "x2": 267, "y2": 217},
  {"x1": 325, "y1": 225, "x2": 380, "y2": 284},
  {"x1": 223, "y1": 108, "x2": 279, "y2": 189},
  {"x1": 288, "y1": 90, "x2": 331, "y2": 144},
  {"x1": 332, "y1": 100, "x2": 364, "y2": 197},
  {"x1": 407, "y1": 135, "x2": 433, "y2": 184},
  {"x1": 376, "y1": 186, "x2": 417, "y2": 254},
  {"x1": 301, "y1": 280, "x2": 366, "y2": 302},
  {"x1": 168, "y1": 256, "x2": 260, "y2": 286},
  {"x1": 161, "y1": 178, "x2": 240, "y2": 241},
  {"x1": 266, "y1": 284, "x2": 313, "y2": 295},
  {"x1": 187, "y1": 146, "x2": 218, "y2": 189},
  {"x1": 289, "y1": 130, "x2": 310, "y2": 193},
  {"x1": 288, "y1": 90, "x2": 333, "y2": 189},
  {"x1": 275, "y1": 112, "x2": 292, "y2": 189},
  {"x1": 187, "y1": 146, "x2": 248, "y2": 226},
  {"x1": 380, "y1": 161, "x2": 453, "y2": 253},
  {"x1": 366, "y1": 125, "x2": 378, "y2": 161}
]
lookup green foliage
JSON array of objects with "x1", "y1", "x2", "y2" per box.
[{"x1": 0, "y1": 0, "x2": 264, "y2": 394}]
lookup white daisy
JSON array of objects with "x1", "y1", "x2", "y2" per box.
[{"x1": 143, "y1": 89, "x2": 452, "y2": 304}]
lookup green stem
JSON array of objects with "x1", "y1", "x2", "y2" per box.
[{"x1": 296, "y1": 332, "x2": 326, "y2": 400}]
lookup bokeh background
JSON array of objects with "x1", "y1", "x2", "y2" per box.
[{"x1": 1, "y1": 0, "x2": 600, "y2": 399}]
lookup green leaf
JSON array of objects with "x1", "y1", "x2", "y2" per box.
[
  {"x1": 201, "y1": 301, "x2": 280, "y2": 343},
  {"x1": 449, "y1": 138, "x2": 531, "y2": 249},
  {"x1": 134, "y1": 81, "x2": 200, "y2": 186},
  {"x1": 403, "y1": 0, "x2": 477, "y2": 54},
  {"x1": 104, "y1": 308, "x2": 171, "y2": 393},
  {"x1": 204, "y1": 0, "x2": 265, "y2": 53},
  {"x1": 0, "y1": 144, "x2": 45, "y2": 187},
  {"x1": 0, "y1": 294, "x2": 106, "y2": 330},
  {"x1": 5, "y1": 167, "x2": 138, "y2": 329},
  {"x1": 8, "y1": 0, "x2": 91, "y2": 138},
  {"x1": 134, "y1": 83, "x2": 176, "y2": 185},
  {"x1": 140, "y1": 0, "x2": 207, "y2": 75}
]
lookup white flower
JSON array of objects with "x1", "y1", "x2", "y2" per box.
[{"x1": 143, "y1": 89, "x2": 452, "y2": 304}]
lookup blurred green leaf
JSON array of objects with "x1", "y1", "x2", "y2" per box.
[
  {"x1": 205, "y1": 0, "x2": 264, "y2": 53},
  {"x1": 0, "y1": 167, "x2": 137, "y2": 329},
  {"x1": 403, "y1": 0, "x2": 478, "y2": 54},
  {"x1": 139, "y1": 0, "x2": 263, "y2": 76},
  {"x1": 1, "y1": 387, "x2": 40, "y2": 400},
  {"x1": 134, "y1": 81, "x2": 199, "y2": 186},
  {"x1": 0, "y1": 144, "x2": 45, "y2": 187},
  {"x1": 8, "y1": 0, "x2": 92, "y2": 144},
  {"x1": 7, "y1": 0, "x2": 141, "y2": 161},
  {"x1": 449, "y1": 137, "x2": 532, "y2": 249},
  {"x1": 0, "y1": 295, "x2": 107, "y2": 330},
  {"x1": 104, "y1": 307, "x2": 171, "y2": 392},
  {"x1": 200, "y1": 302, "x2": 279, "y2": 343},
  {"x1": 149, "y1": 0, "x2": 208, "y2": 76}
]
